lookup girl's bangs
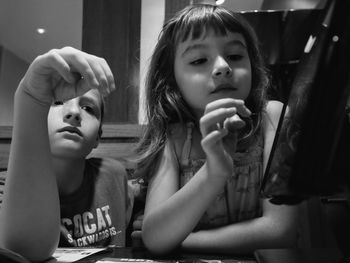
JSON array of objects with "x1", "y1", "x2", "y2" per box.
[{"x1": 174, "y1": 10, "x2": 243, "y2": 44}]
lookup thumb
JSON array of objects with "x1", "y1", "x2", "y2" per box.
[{"x1": 224, "y1": 114, "x2": 246, "y2": 133}]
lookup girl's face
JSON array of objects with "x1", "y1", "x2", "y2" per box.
[{"x1": 174, "y1": 29, "x2": 252, "y2": 117}]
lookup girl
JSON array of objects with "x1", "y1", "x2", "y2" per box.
[{"x1": 136, "y1": 4, "x2": 299, "y2": 255}]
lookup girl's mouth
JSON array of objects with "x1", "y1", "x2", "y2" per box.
[{"x1": 211, "y1": 84, "x2": 237, "y2": 93}]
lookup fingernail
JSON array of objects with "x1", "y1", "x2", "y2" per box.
[
  {"x1": 227, "y1": 108, "x2": 236, "y2": 113},
  {"x1": 92, "y1": 77, "x2": 99, "y2": 87},
  {"x1": 243, "y1": 105, "x2": 252, "y2": 116},
  {"x1": 108, "y1": 81, "x2": 116, "y2": 92}
]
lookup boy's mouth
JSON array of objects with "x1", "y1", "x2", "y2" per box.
[{"x1": 58, "y1": 126, "x2": 83, "y2": 137}]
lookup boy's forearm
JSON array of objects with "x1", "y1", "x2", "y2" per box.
[{"x1": 0, "y1": 86, "x2": 60, "y2": 262}]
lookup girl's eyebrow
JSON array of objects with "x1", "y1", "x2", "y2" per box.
[
  {"x1": 225, "y1": 39, "x2": 247, "y2": 49},
  {"x1": 181, "y1": 39, "x2": 247, "y2": 57},
  {"x1": 181, "y1": 43, "x2": 208, "y2": 57}
]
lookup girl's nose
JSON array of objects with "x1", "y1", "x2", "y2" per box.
[
  {"x1": 212, "y1": 57, "x2": 232, "y2": 78},
  {"x1": 63, "y1": 102, "x2": 81, "y2": 123}
]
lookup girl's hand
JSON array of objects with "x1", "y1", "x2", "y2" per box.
[
  {"x1": 20, "y1": 46, "x2": 115, "y2": 105},
  {"x1": 199, "y1": 98, "x2": 251, "y2": 180}
]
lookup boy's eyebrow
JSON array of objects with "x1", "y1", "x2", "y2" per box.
[
  {"x1": 80, "y1": 95, "x2": 100, "y2": 108},
  {"x1": 181, "y1": 39, "x2": 247, "y2": 57}
]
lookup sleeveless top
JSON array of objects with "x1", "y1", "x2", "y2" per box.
[{"x1": 179, "y1": 123, "x2": 264, "y2": 231}]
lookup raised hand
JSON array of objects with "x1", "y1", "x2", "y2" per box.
[
  {"x1": 199, "y1": 98, "x2": 251, "y2": 180},
  {"x1": 19, "y1": 46, "x2": 115, "y2": 105}
]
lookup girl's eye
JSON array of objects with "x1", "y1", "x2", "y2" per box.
[
  {"x1": 53, "y1": 101, "x2": 63, "y2": 106},
  {"x1": 190, "y1": 58, "x2": 207, "y2": 65},
  {"x1": 228, "y1": 54, "x2": 244, "y2": 61}
]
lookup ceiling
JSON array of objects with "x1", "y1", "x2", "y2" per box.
[{"x1": 0, "y1": 0, "x2": 82, "y2": 63}]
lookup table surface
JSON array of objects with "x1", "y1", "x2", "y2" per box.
[
  {"x1": 70, "y1": 247, "x2": 347, "y2": 263},
  {"x1": 70, "y1": 247, "x2": 256, "y2": 263},
  {"x1": 0, "y1": 246, "x2": 345, "y2": 263}
]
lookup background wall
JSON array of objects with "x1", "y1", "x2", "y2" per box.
[
  {"x1": 139, "y1": 0, "x2": 165, "y2": 123},
  {"x1": 0, "y1": 0, "x2": 323, "y2": 125},
  {"x1": 0, "y1": 0, "x2": 82, "y2": 126},
  {"x1": 0, "y1": 48, "x2": 28, "y2": 125}
]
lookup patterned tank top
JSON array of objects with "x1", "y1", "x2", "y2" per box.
[{"x1": 179, "y1": 123, "x2": 264, "y2": 230}]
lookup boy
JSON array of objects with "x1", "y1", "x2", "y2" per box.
[{"x1": 0, "y1": 47, "x2": 133, "y2": 262}]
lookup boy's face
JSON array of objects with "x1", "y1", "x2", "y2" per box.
[
  {"x1": 47, "y1": 89, "x2": 103, "y2": 159},
  {"x1": 174, "y1": 29, "x2": 252, "y2": 118}
]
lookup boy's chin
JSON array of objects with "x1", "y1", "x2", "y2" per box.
[{"x1": 51, "y1": 146, "x2": 92, "y2": 160}]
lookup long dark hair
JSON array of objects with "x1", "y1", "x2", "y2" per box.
[{"x1": 135, "y1": 4, "x2": 269, "y2": 173}]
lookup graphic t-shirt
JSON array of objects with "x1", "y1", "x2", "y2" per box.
[{"x1": 59, "y1": 158, "x2": 133, "y2": 247}]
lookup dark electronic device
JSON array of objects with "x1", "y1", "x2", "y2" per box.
[{"x1": 260, "y1": 0, "x2": 350, "y2": 203}]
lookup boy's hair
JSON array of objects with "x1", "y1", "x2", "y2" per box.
[
  {"x1": 98, "y1": 93, "x2": 106, "y2": 138},
  {"x1": 136, "y1": 4, "x2": 269, "y2": 172}
]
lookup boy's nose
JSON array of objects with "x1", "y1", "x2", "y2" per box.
[
  {"x1": 212, "y1": 57, "x2": 232, "y2": 78},
  {"x1": 63, "y1": 103, "x2": 81, "y2": 123}
]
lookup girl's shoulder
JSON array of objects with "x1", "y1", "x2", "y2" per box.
[
  {"x1": 263, "y1": 100, "x2": 284, "y2": 128},
  {"x1": 168, "y1": 122, "x2": 193, "y2": 159},
  {"x1": 265, "y1": 100, "x2": 284, "y2": 118},
  {"x1": 168, "y1": 122, "x2": 186, "y2": 137}
]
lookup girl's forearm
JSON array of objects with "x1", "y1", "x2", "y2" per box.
[
  {"x1": 181, "y1": 215, "x2": 298, "y2": 254},
  {"x1": 142, "y1": 163, "x2": 228, "y2": 255}
]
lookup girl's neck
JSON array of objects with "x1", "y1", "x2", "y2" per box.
[{"x1": 52, "y1": 157, "x2": 86, "y2": 196}]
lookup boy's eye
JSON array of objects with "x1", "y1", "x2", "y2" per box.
[
  {"x1": 81, "y1": 105, "x2": 95, "y2": 114},
  {"x1": 190, "y1": 58, "x2": 207, "y2": 65},
  {"x1": 53, "y1": 101, "x2": 63, "y2": 106},
  {"x1": 81, "y1": 105, "x2": 100, "y2": 119}
]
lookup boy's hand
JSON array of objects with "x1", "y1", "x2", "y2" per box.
[
  {"x1": 199, "y1": 98, "x2": 251, "y2": 180},
  {"x1": 20, "y1": 47, "x2": 115, "y2": 105}
]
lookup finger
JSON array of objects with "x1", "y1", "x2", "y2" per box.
[
  {"x1": 60, "y1": 48, "x2": 100, "y2": 88},
  {"x1": 43, "y1": 50, "x2": 76, "y2": 84},
  {"x1": 200, "y1": 107, "x2": 236, "y2": 136},
  {"x1": 205, "y1": 98, "x2": 251, "y2": 117},
  {"x1": 201, "y1": 128, "x2": 228, "y2": 152},
  {"x1": 85, "y1": 57, "x2": 110, "y2": 97},
  {"x1": 224, "y1": 114, "x2": 246, "y2": 132},
  {"x1": 53, "y1": 80, "x2": 78, "y2": 102},
  {"x1": 236, "y1": 103, "x2": 252, "y2": 118},
  {"x1": 133, "y1": 218, "x2": 143, "y2": 230},
  {"x1": 131, "y1": 230, "x2": 142, "y2": 240},
  {"x1": 75, "y1": 77, "x2": 94, "y2": 98},
  {"x1": 94, "y1": 56, "x2": 116, "y2": 93},
  {"x1": 53, "y1": 75, "x2": 92, "y2": 102}
]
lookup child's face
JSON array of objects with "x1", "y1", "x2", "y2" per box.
[
  {"x1": 47, "y1": 89, "x2": 103, "y2": 159},
  {"x1": 174, "y1": 29, "x2": 252, "y2": 117}
]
